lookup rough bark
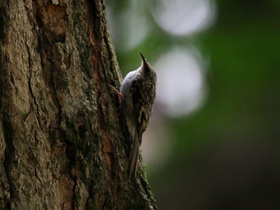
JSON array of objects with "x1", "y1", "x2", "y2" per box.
[{"x1": 0, "y1": 0, "x2": 156, "y2": 209}]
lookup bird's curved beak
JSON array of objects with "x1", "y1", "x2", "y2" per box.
[
  {"x1": 139, "y1": 52, "x2": 146, "y2": 62},
  {"x1": 139, "y1": 52, "x2": 150, "y2": 72}
]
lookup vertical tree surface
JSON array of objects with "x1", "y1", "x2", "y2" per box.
[{"x1": 0, "y1": 0, "x2": 156, "y2": 209}]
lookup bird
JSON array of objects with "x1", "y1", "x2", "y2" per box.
[{"x1": 119, "y1": 52, "x2": 157, "y2": 178}]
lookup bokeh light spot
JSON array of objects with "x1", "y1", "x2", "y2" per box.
[
  {"x1": 152, "y1": 0, "x2": 216, "y2": 36},
  {"x1": 107, "y1": 2, "x2": 150, "y2": 51},
  {"x1": 155, "y1": 47, "x2": 207, "y2": 117}
]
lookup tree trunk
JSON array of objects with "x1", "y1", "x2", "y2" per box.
[{"x1": 0, "y1": 0, "x2": 157, "y2": 209}]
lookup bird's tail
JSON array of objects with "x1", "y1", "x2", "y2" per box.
[{"x1": 128, "y1": 128, "x2": 141, "y2": 179}]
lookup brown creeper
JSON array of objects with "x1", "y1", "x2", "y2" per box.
[{"x1": 120, "y1": 53, "x2": 157, "y2": 178}]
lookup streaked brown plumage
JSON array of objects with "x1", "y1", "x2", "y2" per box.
[{"x1": 120, "y1": 53, "x2": 157, "y2": 178}]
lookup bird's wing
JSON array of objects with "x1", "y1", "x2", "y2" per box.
[
  {"x1": 128, "y1": 80, "x2": 146, "y2": 178},
  {"x1": 131, "y1": 79, "x2": 150, "y2": 141},
  {"x1": 128, "y1": 78, "x2": 155, "y2": 178}
]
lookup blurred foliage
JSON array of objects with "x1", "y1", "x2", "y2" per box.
[{"x1": 106, "y1": 0, "x2": 280, "y2": 209}]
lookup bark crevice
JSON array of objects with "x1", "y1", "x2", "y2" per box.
[
  {"x1": 26, "y1": 41, "x2": 43, "y2": 131},
  {"x1": 2, "y1": 115, "x2": 14, "y2": 209}
]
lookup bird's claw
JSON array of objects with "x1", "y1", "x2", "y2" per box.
[{"x1": 110, "y1": 85, "x2": 123, "y2": 109}]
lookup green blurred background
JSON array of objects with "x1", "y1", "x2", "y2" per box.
[{"x1": 106, "y1": 0, "x2": 280, "y2": 209}]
